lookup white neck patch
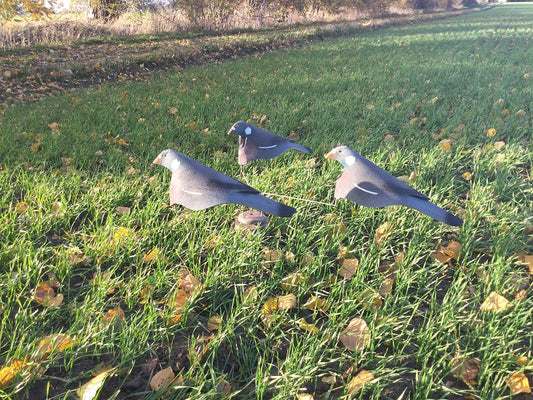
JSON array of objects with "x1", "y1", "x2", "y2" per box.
[
  {"x1": 169, "y1": 158, "x2": 181, "y2": 172},
  {"x1": 344, "y1": 155, "x2": 356, "y2": 166},
  {"x1": 244, "y1": 127, "x2": 252, "y2": 136}
]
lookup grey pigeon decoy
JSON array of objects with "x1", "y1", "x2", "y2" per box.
[
  {"x1": 152, "y1": 149, "x2": 296, "y2": 217},
  {"x1": 228, "y1": 121, "x2": 312, "y2": 166},
  {"x1": 325, "y1": 146, "x2": 463, "y2": 226}
]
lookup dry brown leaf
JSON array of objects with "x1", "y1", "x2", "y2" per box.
[
  {"x1": 506, "y1": 372, "x2": 531, "y2": 395},
  {"x1": 215, "y1": 375, "x2": 232, "y2": 395},
  {"x1": 324, "y1": 213, "x2": 347, "y2": 234},
  {"x1": 207, "y1": 315, "x2": 222, "y2": 332},
  {"x1": 347, "y1": 370, "x2": 374, "y2": 394},
  {"x1": 115, "y1": 206, "x2": 130, "y2": 216},
  {"x1": 450, "y1": 356, "x2": 480, "y2": 385},
  {"x1": 375, "y1": 221, "x2": 394, "y2": 247},
  {"x1": 480, "y1": 292, "x2": 511, "y2": 313},
  {"x1": 302, "y1": 295, "x2": 331, "y2": 313},
  {"x1": 138, "y1": 285, "x2": 153, "y2": 304},
  {"x1": 244, "y1": 285, "x2": 258, "y2": 302},
  {"x1": 48, "y1": 122, "x2": 60, "y2": 131},
  {"x1": 379, "y1": 277, "x2": 394, "y2": 297},
  {"x1": 280, "y1": 271, "x2": 309, "y2": 292},
  {"x1": 517, "y1": 253, "x2": 533, "y2": 275},
  {"x1": 203, "y1": 235, "x2": 221, "y2": 249},
  {"x1": 15, "y1": 201, "x2": 29, "y2": 214},
  {"x1": 487, "y1": 128, "x2": 497, "y2": 137},
  {"x1": 150, "y1": 366, "x2": 175, "y2": 392},
  {"x1": 263, "y1": 247, "x2": 280, "y2": 263},
  {"x1": 278, "y1": 293, "x2": 297, "y2": 311},
  {"x1": 358, "y1": 288, "x2": 382, "y2": 311},
  {"x1": 432, "y1": 240, "x2": 461, "y2": 264},
  {"x1": 33, "y1": 282, "x2": 63, "y2": 307},
  {"x1": 102, "y1": 307, "x2": 125, "y2": 328},
  {"x1": 35, "y1": 334, "x2": 77, "y2": 360},
  {"x1": 340, "y1": 318, "x2": 370, "y2": 352},
  {"x1": 296, "y1": 394, "x2": 314, "y2": 400},
  {"x1": 177, "y1": 268, "x2": 202, "y2": 293},
  {"x1": 339, "y1": 258, "x2": 359, "y2": 280},
  {"x1": 493, "y1": 141, "x2": 505, "y2": 151},
  {"x1": 298, "y1": 318, "x2": 319, "y2": 334},
  {"x1": 77, "y1": 366, "x2": 117, "y2": 400},
  {"x1": 0, "y1": 359, "x2": 28, "y2": 389},
  {"x1": 51, "y1": 201, "x2": 65, "y2": 216},
  {"x1": 190, "y1": 334, "x2": 215, "y2": 365}
]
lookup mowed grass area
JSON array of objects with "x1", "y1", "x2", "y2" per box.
[{"x1": 0, "y1": 3, "x2": 532, "y2": 399}]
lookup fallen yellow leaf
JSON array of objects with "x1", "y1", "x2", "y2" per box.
[
  {"x1": 0, "y1": 359, "x2": 27, "y2": 389},
  {"x1": 102, "y1": 307, "x2": 125, "y2": 328},
  {"x1": 77, "y1": 367, "x2": 117, "y2": 400},
  {"x1": 347, "y1": 370, "x2": 374, "y2": 394},
  {"x1": 35, "y1": 334, "x2": 77, "y2": 360},
  {"x1": 375, "y1": 221, "x2": 394, "y2": 247},
  {"x1": 167, "y1": 289, "x2": 190, "y2": 325},
  {"x1": 487, "y1": 128, "x2": 497, "y2": 137},
  {"x1": 461, "y1": 171, "x2": 472, "y2": 181},
  {"x1": 506, "y1": 372, "x2": 531, "y2": 395},
  {"x1": 298, "y1": 318, "x2": 319, "y2": 334},
  {"x1": 302, "y1": 295, "x2": 331, "y2": 313},
  {"x1": 439, "y1": 139, "x2": 452, "y2": 152},
  {"x1": 143, "y1": 247, "x2": 160, "y2": 263},
  {"x1": 480, "y1": 291, "x2": 511, "y2": 313}
]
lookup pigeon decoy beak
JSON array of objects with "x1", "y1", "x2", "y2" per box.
[
  {"x1": 152, "y1": 156, "x2": 162, "y2": 165},
  {"x1": 324, "y1": 151, "x2": 335, "y2": 159},
  {"x1": 227, "y1": 127, "x2": 236, "y2": 135}
]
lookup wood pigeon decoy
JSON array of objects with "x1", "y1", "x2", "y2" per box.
[
  {"x1": 228, "y1": 121, "x2": 312, "y2": 166},
  {"x1": 325, "y1": 146, "x2": 463, "y2": 226},
  {"x1": 152, "y1": 149, "x2": 296, "y2": 217}
]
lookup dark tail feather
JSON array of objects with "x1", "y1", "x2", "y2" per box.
[
  {"x1": 238, "y1": 193, "x2": 296, "y2": 217},
  {"x1": 292, "y1": 143, "x2": 313, "y2": 154},
  {"x1": 404, "y1": 197, "x2": 463, "y2": 227}
]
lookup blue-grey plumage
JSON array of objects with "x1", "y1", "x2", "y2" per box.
[
  {"x1": 325, "y1": 145, "x2": 463, "y2": 227},
  {"x1": 153, "y1": 149, "x2": 296, "y2": 217},
  {"x1": 228, "y1": 121, "x2": 312, "y2": 166}
]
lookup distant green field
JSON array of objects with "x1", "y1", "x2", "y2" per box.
[{"x1": 0, "y1": 4, "x2": 531, "y2": 399}]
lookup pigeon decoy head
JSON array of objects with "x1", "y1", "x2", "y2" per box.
[{"x1": 227, "y1": 121, "x2": 253, "y2": 137}]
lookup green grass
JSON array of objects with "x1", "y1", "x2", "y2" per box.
[{"x1": 1, "y1": 3, "x2": 532, "y2": 399}]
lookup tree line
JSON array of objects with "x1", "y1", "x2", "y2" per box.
[{"x1": 2, "y1": 0, "x2": 481, "y2": 24}]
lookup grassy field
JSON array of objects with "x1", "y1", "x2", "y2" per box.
[{"x1": 0, "y1": 3, "x2": 532, "y2": 399}]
